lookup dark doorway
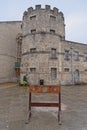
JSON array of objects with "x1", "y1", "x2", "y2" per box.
[
  {"x1": 74, "y1": 69, "x2": 79, "y2": 84},
  {"x1": 39, "y1": 79, "x2": 44, "y2": 85}
]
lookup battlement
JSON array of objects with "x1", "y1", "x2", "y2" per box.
[
  {"x1": 35, "y1": 5, "x2": 41, "y2": 10},
  {"x1": 53, "y1": 7, "x2": 59, "y2": 15},
  {"x1": 23, "y1": 5, "x2": 62, "y2": 17},
  {"x1": 22, "y1": 5, "x2": 65, "y2": 37},
  {"x1": 45, "y1": 5, "x2": 51, "y2": 10},
  {"x1": 27, "y1": 7, "x2": 33, "y2": 13}
]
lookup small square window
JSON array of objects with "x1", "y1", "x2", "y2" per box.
[
  {"x1": 30, "y1": 15, "x2": 36, "y2": 20},
  {"x1": 30, "y1": 48, "x2": 36, "y2": 56},
  {"x1": 30, "y1": 48, "x2": 36, "y2": 53},
  {"x1": 64, "y1": 68, "x2": 69, "y2": 72},
  {"x1": 50, "y1": 29, "x2": 55, "y2": 34},
  {"x1": 30, "y1": 68, "x2": 36, "y2": 73},
  {"x1": 31, "y1": 29, "x2": 36, "y2": 33},
  {"x1": 50, "y1": 15, "x2": 56, "y2": 21}
]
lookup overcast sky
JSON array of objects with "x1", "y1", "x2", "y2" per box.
[{"x1": 0, "y1": 0, "x2": 87, "y2": 44}]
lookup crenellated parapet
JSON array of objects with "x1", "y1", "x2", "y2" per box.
[
  {"x1": 22, "y1": 5, "x2": 65, "y2": 39},
  {"x1": 23, "y1": 5, "x2": 64, "y2": 19}
]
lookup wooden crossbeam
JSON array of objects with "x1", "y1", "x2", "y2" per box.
[
  {"x1": 29, "y1": 85, "x2": 60, "y2": 93},
  {"x1": 30, "y1": 102, "x2": 60, "y2": 107}
]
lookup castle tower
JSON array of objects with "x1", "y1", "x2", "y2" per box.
[{"x1": 21, "y1": 5, "x2": 65, "y2": 85}]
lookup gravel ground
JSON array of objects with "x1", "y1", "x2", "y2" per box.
[{"x1": 0, "y1": 84, "x2": 87, "y2": 130}]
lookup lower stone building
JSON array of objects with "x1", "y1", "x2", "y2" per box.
[{"x1": 0, "y1": 5, "x2": 87, "y2": 85}]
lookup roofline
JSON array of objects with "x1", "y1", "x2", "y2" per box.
[
  {"x1": 63, "y1": 39, "x2": 87, "y2": 46},
  {"x1": 0, "y1": 20, "x2": 22, "y2": 23}
]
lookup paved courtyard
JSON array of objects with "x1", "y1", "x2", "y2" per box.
[{"x1": 0, "y1": 84, "x2": 87, "y2": 130}]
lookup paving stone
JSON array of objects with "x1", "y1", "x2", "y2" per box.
[{"x1": 0, "y1": 85, "x2": 87, "y2": 130}]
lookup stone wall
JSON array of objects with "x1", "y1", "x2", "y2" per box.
[
  {"x1": 0, "y1": 21, "x2": 21, "y2": 82},
  {"x1": 60, "y1": 40, "x2": 87, "y2": 84},
  {"x1": 21, "y1": 33, "x2": 61, "y2": 85}
]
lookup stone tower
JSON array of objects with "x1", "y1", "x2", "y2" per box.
[{"x1": 21, "y1": 5, "x2": 65, "y2": 85}]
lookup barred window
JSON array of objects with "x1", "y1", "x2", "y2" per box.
[
  {"x1": 51, "y1": 48, "x2": 57, "y2": 59},
  {"x1": 64, "y1": 50, "x2": 70, "y2": 60},
  {"x1": 74, "y1": 51, "x2": 79, "y2": 61},
  {"x1": 84, "y1": 54, "x2": 87, "y2": 61},
  {"x1": 51, "y1": 68, "x2": 57, "y2": 80},
  {"x1": 64, "y1": 68, "x2": 69, "y2": 72}
]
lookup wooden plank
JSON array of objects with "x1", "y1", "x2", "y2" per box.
[
  {"x1": 29, "y1": 85, "x2": 60, "y2": 93},
  {"x1": 30, "y1": 102, "x2": 59, "y2": 107}
]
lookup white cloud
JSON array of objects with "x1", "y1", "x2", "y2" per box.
[{"x1": 65, "y1": 12, "x2": 87, "y2": 43}]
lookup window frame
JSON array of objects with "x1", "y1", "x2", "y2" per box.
[
  {"x1": 51, "y1": 68, "x2": 57, "y2": 80},
  {"x1": 51, "y1": 48, "x2": 57, "y2": 59},
  {"x1": 74, "y1": 51, "x2": 79, "y2": 61},
  {"x1": 64, "y1": 50, "x2": 70, "y2": 61}
]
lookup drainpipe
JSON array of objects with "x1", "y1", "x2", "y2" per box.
[{"x1": 70, "y1": 47, "x2": 74, "y2": 85}]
